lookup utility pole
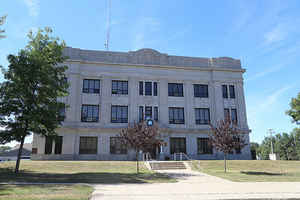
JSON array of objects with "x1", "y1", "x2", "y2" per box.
[
  {"x1": 269, "y1": 129, "x2": 274, "y2": 154},
  {"x1": 104, "y1": 0, "x2": 111, "y2": 51}
]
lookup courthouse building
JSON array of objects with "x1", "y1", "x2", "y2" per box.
[{"x1": 31, "y1": 47, "x2": 251, "y2": 160}]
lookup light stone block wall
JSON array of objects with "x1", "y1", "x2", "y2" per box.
[{"x1": 31, "y1": 48, "x2": 251, "y2": 161}]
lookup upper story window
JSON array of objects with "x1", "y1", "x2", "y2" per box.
[
  {"x1": 224, "y1": 108, "x2": 230, "y2": 121},
  {"x1": 139, "y1": 106, "x2": 159, "y2": 122},
  {"x1": 231, "y1": 108, "x2": 237, "y2": 123},
  {"x1": 229, "y1": 85, "x2": 235, "y2": 99},
  {"x1": 168, "y1": 83, "x2": 183, "y2": 97},
  {"x1": 81, "y1": 105, "x2": 99, "y2": 122},
  {"x1": 224, "y1": 108, "x2": 238, "y2": 123},
  {"x1": 169, "y1": 107, "x2": 185, "y2": 124},
  {"x1": 83, "y1": 79, "x2": 100, "y2": 94},
  {"x1": 139, "y1": 81, "x2": 158, "y2": 96},
  {"x1": 222, "y1": 85, "x2": 228, "y2": 98},
  {"x1": 112, "y1": 80, "x2": 128, "y2": 95},
  {"x1": 195, "y1": 108, "x2": 210, "y2": 125},
  {"x1": 111, "y1": 105, "x2": 128, "y2": 123},
  {"x1": 194, "y1": 84, "x2": 208, "y2": 98}
]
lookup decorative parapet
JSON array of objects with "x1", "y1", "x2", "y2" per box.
[{"x1": 63, "y1": 47, "x2": 242, "y2": 69}]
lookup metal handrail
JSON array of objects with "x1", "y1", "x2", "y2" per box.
[{"x1": 173, "y1": 152, "x2": 201, "y2": 170}]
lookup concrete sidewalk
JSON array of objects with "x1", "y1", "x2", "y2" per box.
[{"x1": 91, "y1": 169, "x2": 300, "y2": 200}]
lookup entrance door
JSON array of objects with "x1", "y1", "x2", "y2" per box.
[{"x1": 170, "y1": 137, "x2": 186, "y2": 154}]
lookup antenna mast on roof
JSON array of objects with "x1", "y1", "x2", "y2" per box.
[{"x1": 104, "y1": 0, "x2": 111, "y2": 51}]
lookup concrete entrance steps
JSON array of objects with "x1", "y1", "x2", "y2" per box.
[{"x1": 149, "y1": 161, "x2": 187, "y2": 170}]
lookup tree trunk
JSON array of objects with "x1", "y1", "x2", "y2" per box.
[
  {"x1": 15, "y1": 135, "x2": 25, "y2": 174},
  {"x1": 224, "y1": 153, "x2": 227, "y2": 173},
  {"x1": 136, "y1": 150, "x2": 139, "y2": 174}
]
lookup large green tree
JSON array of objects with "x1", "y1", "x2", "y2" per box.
[
  {"x1": 0, "y1": 27, "x2": 68, "y2": 173},
  {"x1": 0, "y1": 15, "x2": 6, "y2": 39},
  {"x1": 286, "y1": 92, "x2": 300, "y2": 125}
]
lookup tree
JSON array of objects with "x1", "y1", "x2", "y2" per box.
[
  {"x1": 286, "y1": 92, "x2": 300, "y2": 125},
  {"x1": 250, "y1": 142, "x2": 259, "y2": 160},
  {"x1": 0, "y1": 15, "x2": 6, "y2": 39},
  {"x1": 0, "y1": 27, "x2": 68, "y2": 173},
  {"x1": 209, "y1": 119, "x2": 247, "y2": 172},
  {"x1": 119, "y1": 121, "x2": 164, "y2": 173}
]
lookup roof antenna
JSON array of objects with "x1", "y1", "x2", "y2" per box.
[{"x1": 104, "y1": 0, "x2": 111, "y2": 51}]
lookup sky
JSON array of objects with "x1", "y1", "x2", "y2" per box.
[{"x1": 0, "y1": 0, "x2": 300, "y2": 145}]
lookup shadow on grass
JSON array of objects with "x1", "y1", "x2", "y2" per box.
[
  {"x1": 241, "y1": 171, "x2": 285, "y2": 176},
  {"x1": 0, "y1": 167, "x2": 173, "y2": 184},
  {"x1": 0, "y1": 184, "x2": 61, "y2": 196}
]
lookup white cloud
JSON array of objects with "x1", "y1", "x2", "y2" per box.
[
  {"x1": 23, "y1": 0, "x2": 40, "y2": 17},
  {"x1": 264, "y1": 24, "x2": 286, "y2": 45}
]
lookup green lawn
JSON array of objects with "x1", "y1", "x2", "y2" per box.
[
  {"x1": 0, "y1": 184, "x2": 93, "y2": 200},
  {"x1": 0, "y1": 160, "x2": 174, "y2": 184},
  {"x1": 194, "y1": 160, "x2": 300, "y2": 182}
]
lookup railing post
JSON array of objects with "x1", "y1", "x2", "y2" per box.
[{"x1": 180, "y1": 153, "x2": 182, "y2": 161}]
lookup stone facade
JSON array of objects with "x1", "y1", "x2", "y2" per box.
[{"x1": 31, "y1": 47, "x2": 251, "y2": 161}]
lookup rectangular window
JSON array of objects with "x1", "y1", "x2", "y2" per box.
[
  {"x1": 154, "y1": 106, "x2": 158, "y2": 121},
  {"x1": 169, "y1": 107, "x2": 185, "y2": 124},
  {"x1": 170, "y1": 137, "x2": 186, "y2": 154},
  {"x1": 229, "y1": 85, "x2": 235, "y2": 99},
  {"x1": 111, "y1": 105, "x2": 128, "y2": 123},
  {"x1": 54, "y1": 136, "x2": 63, "y2": 154},
  {"x1": 112, "y1": 80, "x2": 128, "y2": 95},
  {"x1": 194, "y1": 84, "x2": 208, "y2": 98},
  {"x1": 153, "y1": 82, "x2": 158, "y2": 96},
  {"x1": 79, "y1": 137, "x2": 98, "y2": 154},
  {"x1": 234, "y1": 137, "x2": 241, "y2": 154},
  {"x1": 222, "y1": 85, "x2": 228, "y2": 98},
  {"x1": 224, "y1": 108, "x2": 230, "y2": 121},
  {"x1": 44, "y1": 136, "x2": 53, "y2": 155},
  {"x1": 58, "y1": 106, "x2": 66, "y2": 121},
  {"x1": 83, "y1": 79, "x2": 100, "y2": 94},
  {"x1": 195, "y1": 108, "x2": 210, "y2": 125},
  {"x1": 145, "y1": 82, "x2": 152, "y2": 96},
  {"x1": 139, "y1": 106, "x2": 144, "y2": 122},
  {"x1": 145, "y1": 106, "x2": 152, "y2": 120},
  {"x1": 168, "y1": 83, "x2": 184, "y2": 97},
  {"x1": 197, "y1": 138, "x2": 213, "y2": 154},
  {"x1": 231, "y1": 108, "x2": 238, "y2": 123},
  {"x1": 139, "y1": 81, "x2": 143, "y2": 95},
  {"x1": 81, "y1": 105, "x2": 99, "y2": 122},
  {"x1": 110, "y1": 137, "x2": 127, "y2": 154}
]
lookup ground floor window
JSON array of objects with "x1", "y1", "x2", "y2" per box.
[
  {"x1": 79, "y1": 137, "x2": 98, "y2": 154},
  {"x1": 197, "y1": 138, "x2": 213, "y2": 154},
  {"x1": 110, "y1": 137, "x2": 127, "y2": 154},
  {"x1": 45, "y1": 136, "x2": 53, "y2": 154},
  {"x1": 54, "y1": 136, "x2": 63, "y2": 154},
  {"x1": 170, "y1": 137, "x2": 186, "y2": 154}
]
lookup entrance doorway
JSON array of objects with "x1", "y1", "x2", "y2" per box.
[{"x1": 170, "y1": 137, "x2": 186, "y2": 154}]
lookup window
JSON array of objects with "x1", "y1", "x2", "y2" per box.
[
  {"x1": 81, "y1": 105, "x2": 99, "y2": 122},
  {"x1": 229, "y1": 85, "x2": 235, "y2": 99},
  {"x1": 145, "y1": 106, "x2": 152, "y2": 120},
  {"x1": 45, "y1": 136, "x2": 53, "y2": 154},
  {"x1": 111, "y1": 106, "x2": 128, "y2": 123},
  {"x1": 222, "y1": 85, "x2": 228, "y2": 98},
  {"x1": 79, "y1": 137, "x2": 98, "y2": 154},
  {"x1": 224, "y1": 108, "x2": 230, "y2": 121},
  {"x1": 168, "y1": 83, "x2": 184, "y2": 97},
  {"x1": 54, "y1": 136, "x2": 63, "y2": 154},
  {"x1": 83, "y1": 79, "x2": 100, "y2": 94},
  {"x1": 234, "y1": 137, "x2": 241, "y2": 154},
  {"x1": 153, "y1": 82, "x2": 158, "y2": 96},
  {"x1": 154, "y1": 106, "x2": 158, "y2": 121},
  {"x1": 195, "y1": 108, "x2": 210, "y2": 125},
  {"x1": 145, "y1": 82, "x2": 152, "y2": 96},
  {"x1": 169, "y1": 107, "x2": 185, "y2": 124},
  {"x1": 139, "y1": 106, "x2": 144, "y2": 122},
  {"x1": 58, "y1": 106, "x2": 66, "y2": 121},
  {"x1": 110, "y1": 137, "x2": 127, "y2": 154},
  {"x1": 170, "y1": 138, "x2": 186, "y2": 154},
  {"x1": 231, "y1": 109, "x2": 238, "y2": 123},
  {"x1": 112, "y1": 80, "x2": 128, "y2": 95},
  {"x1": 197, "y1": 138, "x2": 212, "y2": 154},
  {"x1": 194, "y1": 84, "x2": 208, "y2": 98},
  {"x1": 139, "y1": 81, "x2": 144, "y2": 95}
]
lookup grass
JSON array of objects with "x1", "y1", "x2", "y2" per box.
[
  {"x1": 193, "y1": 160, "x2": 300, "y2": 182},
  {"x1": 0, "y1": 160, "x2": 174, "y2": 184},
  {"x1": 0, "y1": 184, "x2": 93, "y2": 200}
]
